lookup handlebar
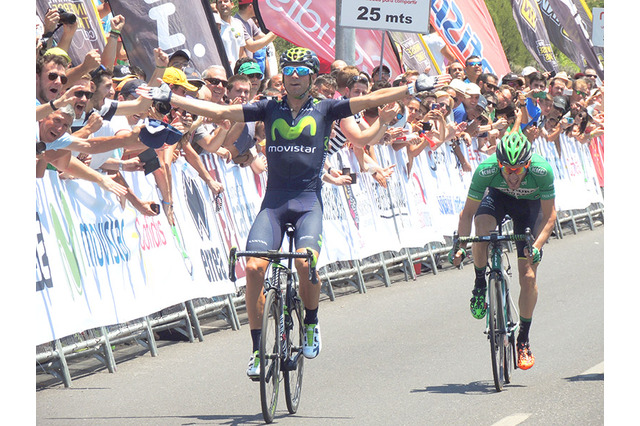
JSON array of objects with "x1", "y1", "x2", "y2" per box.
[
  {"x1": 451, "y1": 228, "x2": 535, "y2": 268},
  {"x1": 228, "y1": 247, "x2": 319, "y2": 284}
]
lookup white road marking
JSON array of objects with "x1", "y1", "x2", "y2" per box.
[{"x1": 492, "y1": 413, "x2": 532, "y2": 426}]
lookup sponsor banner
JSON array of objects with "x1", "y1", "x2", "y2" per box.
[
  {"x1": 544, "y1": 0, "x2": 604, "y2": 79},
  {"x1": 430, "y1": 0, "x2": 510, "y2": 78},
  {"x1": 389, "y1": 32, "x2": 439, "y2": 75},
  {"x1": 510, "y1": 0, "x2": 559, "y2": 72},
  {"x1": 254, "y1": 0, "x2": 403, "y2": 78},
  {"x1": 36, "y1": 0, "x2": 106, "y2": 67},
  {"x1": 107, "y1": 0, "x2": 231, "y2": 79},
  {"x1": 37, "y1": 135, "x2": 602, "y2": 345}
]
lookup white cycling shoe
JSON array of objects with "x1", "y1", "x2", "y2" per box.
[{"x1": 302, "y1": 323, "x2": 322, "y2": 359}]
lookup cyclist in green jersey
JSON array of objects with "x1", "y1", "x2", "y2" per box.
[{"x1": 450, "y1": 131, "x2": 557, "y2": 370}]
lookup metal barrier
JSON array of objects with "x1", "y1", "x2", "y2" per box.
[{"x1": 36, "y1": 205, "x2": 603, "y2": 388}]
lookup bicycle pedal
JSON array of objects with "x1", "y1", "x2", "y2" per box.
[{"x1": 249, "y1": 376, "x2": 260, "y2": 382}]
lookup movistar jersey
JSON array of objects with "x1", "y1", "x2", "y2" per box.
[
  {"x1": 242, "y1": 96, "x2": 352, "y2": 191},
  {"x1": 467, "y1": 153, "x2": 555, "y2": 201}
]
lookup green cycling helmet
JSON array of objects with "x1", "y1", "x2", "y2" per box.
[
  {"x1": 496, "y1": 132, "x2": 532, "y2": 166},
  {"x1": 279, "y1": 47, "x2": 320, "y2": 74}
]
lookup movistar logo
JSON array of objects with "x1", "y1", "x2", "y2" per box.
[{"x1": 271, "y1": 116, "x2": 317, "y2": 140}]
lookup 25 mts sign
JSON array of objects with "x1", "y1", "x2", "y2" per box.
[{"x1": 339, "y1": 0, "x2": 431, "y2": 33}]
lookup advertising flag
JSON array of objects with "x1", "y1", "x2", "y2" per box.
[
  {"x1": 429, "y1": 0, "x2": 510, "y2": 78},
  {"x1": 36, "y1": 0, "x2": 106, "y2": 67},
  {"x1": 510, "y1": 0, "x2": 559, "y2": 72},
  {"x1": 108, "y1": 0, "x2": 231, "y2": 78},
  {"x1": 545, "y1": 0, "x2": 604, "y2": 78},
  {"x1": 254, "y1": 0, "x2": 403, "y2": 78}
]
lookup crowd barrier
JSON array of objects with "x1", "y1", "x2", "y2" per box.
[{"x1": 36, "y1": 133, "x2": 604, "y2": 387}]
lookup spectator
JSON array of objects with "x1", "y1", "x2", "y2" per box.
[
  {"x1": 265, "y1": 73, "x2": 285, "y2": 95},
  {"x1": 548, "y1": 71, "x2": 570, "y2": 98},
  {"x1": 312, "y1": 74, "x2": 337, "y2": 100},
  {"x1": 220, "y1": 74, "x2": 257, "y2": 165},
  {"x1": 235, "y1": 0, "x2": 278, "y2": 63},
  {"x1": 422, "y1": 26, "x2": 456, "y2": 74},
  {"x1": 447, "y1": 61, "x2": 466, "y2": 81},
  {"x1": 372, "y1": 65, "x2": 391, "y2": 83},
  {"x1": 501, "y1": 72, "x2": 525, "y2": 90},
  {"x1": 215, "y1": 0, "x2": 248, "y2": 69},
  {"x1": 168, "y1": 50, "x2": 190, "y2": 70},
  {"x1": 477, "y1": 72, "x2": 499, "y2": 95},
  {"x1": 334, "y1": 66, "x2": 360, "y2": 99},
  {"x1": 521, "y1": 66, "x2": 538, "y2": 87},
  {"x1": 464, "y1": 55, "x2": 483, "y2": 84},
  {"x1": 236, "y1": 60, "x2": 264, "y2": 99}
]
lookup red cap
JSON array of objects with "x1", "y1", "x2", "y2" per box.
[{"x1": 238, "y1": 0, "x2": 253, "y2": 5}]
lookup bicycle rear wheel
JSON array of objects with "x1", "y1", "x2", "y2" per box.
[
  {"x1": 488, "y1": 272, "x2": 506, "y2": 392},
  {"x1": 284, "y1": 292, "x2": 304, "y2": 414},
  {"x1": 260, "y1": 289, "x2": 282, "y2": 423}
]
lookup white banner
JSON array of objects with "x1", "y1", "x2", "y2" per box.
[{"x1": 36, "y1": 135, "x2": 603, "y2": 345}]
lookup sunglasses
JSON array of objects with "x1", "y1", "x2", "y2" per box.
[
  {"x1": 48, "y1": 72, "x2": 68, "y2": 85},
  {"x1": 348, "y1": 75, "x2": 370, "y2": 86},
  {"x1": 74, "y1": 90, "x2": 94, "y2": 99},
  {"x1": 499, "y1": 160, "x2": 529, "y2": 175},
  {"x1": 205, "y1": 77, "x2": 227, "y2": 86},
  {"x1": 282, "y1": 66, "x2": 312, "y2": 76},
  {"x1": 468, "y1": 61, "x2": 482, "y2": 67},
  {"x1": 246, "y1": 73, "x2": 264, "y2": 79},
  {"x1": 575, "y1": 90, "x2": 588, "y2": 97},
  {"x1": 585, "y1": 74, "x2": 598, "y2": 79}
]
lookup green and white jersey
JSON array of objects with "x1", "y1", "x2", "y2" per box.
[{"x1": 467, "y1": 153, "x2": 555, "y2": 201}]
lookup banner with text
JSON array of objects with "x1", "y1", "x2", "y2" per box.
[{"x1": 510, "y1": 0, "x2": 559, "y2": 73}]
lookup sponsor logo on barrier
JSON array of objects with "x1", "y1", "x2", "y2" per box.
[
  {"x1": 200, "y1": 247, "x2": 227, "y2": 282},
  {"x1": 135, "y1": 216, "x2": 167, "y2": 251},
  {"x1": 36, "y1": 212, "x2": 53, "y2": 292},
  {"x1": 49, "y1": 192, "x2": 86, "y2": 299},
  {"x1": 182, "y1": 170, "x2": 211, "y2": 240},
  {"x1": 79, "y1": 219, "x2": 131, "y2": 267}
]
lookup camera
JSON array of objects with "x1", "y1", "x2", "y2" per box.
[
  {"x1": 57, "y1": 8, "x2": 77, "y2": 25},
  {"x1": 421, "y1": 121, "x2": 433, "y2": 132},
  {"x1": 153, "y1": 100, "x2": 172, "y2": 115}
]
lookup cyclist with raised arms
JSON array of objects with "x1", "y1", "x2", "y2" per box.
[
  {"x1": 138, "y1": 47, "x2": 449, "y2": 378},
  {"x1": 449, "y1": 131, "x2": 556, "y2": 370}
]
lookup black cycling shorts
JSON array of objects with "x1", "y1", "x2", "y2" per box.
[
  {"x1": 475, "y1": 187, "x2": 541, "y2": 257},
  {"x1": 245, "y1": 190, "x2": 324, "y2": 254}
]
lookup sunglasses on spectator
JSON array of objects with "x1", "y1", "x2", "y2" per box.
[
  {"x1": 205, "y1": 77, "x2": 227, "y2": 86},
  {"x1": 468, "y1": 61, "x2": 482, "y2": 67},
  {"x1": 499, "y1": 160, "x2": 529, "y2": 175},
  {"x1": 48, "y1": 72, "x2": 68, "y2": 85},
  {"x1": 282, "y1": 66, "x2": 312, "y2": 76},
  {"x1": 585, "y1": 74, "x2": 598, "y2": 79},
  {"x1": 348, "y1": 75, "x2": 370, "y2": 86},
  {"x1": 575, "y1": 90, "x2": 588, "y2": 97},
  {"x1": 74, "y1": 90, "x2": 94, "y2": 99},
  {"x1": 246, "y1": 73, "x2": 264, "y2": 79}
]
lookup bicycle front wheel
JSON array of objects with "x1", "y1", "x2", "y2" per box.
[
  {"x1": 284, "y1": 293, "x2": 304, "y2": 414},
  {"x1": 488, "y1": 272, "x2": 506, "y2": 392},
  {"x1": 260, "y1": 289, "x2": 282, "y2": 423}
]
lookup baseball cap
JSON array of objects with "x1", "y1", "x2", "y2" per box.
[
  {"x1": 238, "y1": 0, "x2": 253, "y2": 4},
  {"x1": 552, "y1": 95, "x2": 568, "y2": 112},
  {"x1": 501, "y1": 73, "x2": 523, "y2": 86},
  {"x1": 183, "y1": 66, "x2": 206, "y2": 89},
  {"x1": 476, "y1": 95, "x2": 488, "y2": 111},
  {"x1": 162, "y1": 67, "x2": 199, "y2": 92},
  {"x1": 169, "y1": 49, "x2": 190, "y2": 63},
  {"x1": 238, "y1": 62, "x2": 264, "y2": 78},
  {"x1": 119, "y1": 78, "x2": 146, "y2": 99},
  {"x1": 139, "y1": 118, "x2": 184, "y2": 149},
  {"x1": 553, "y1": 71, "x2": 570, "y2": 84},
  {"x1": 466, "y1": 83, "x2": 482, "y2": 96},
  {"x1": 448, "y1": 79, "x2": 469, "y2": 97},
  {"x1": 521, "y1": 66, "x2": 537, "y2": 77},
  {"x1": 44, "y1": 47, "x2": 72, "y2": 64},
  {"x1": 113, "y1": 64, "x2": 135, "y2": 81}
]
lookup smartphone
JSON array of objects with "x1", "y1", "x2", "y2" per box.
[
  {"x1": 150, "y1": 203, "x2": 160, "y2": 214},
  {"x1": 349, "y1": 173, "x2": 357, "y2": 184},
  {"x1": 342, "y1": 167, "x2": 350, "y2": 176},
  {"x1": 138, "y1": 148, "x2": 161, "y2": 175},
  {"x1": 532, "y1": 91, "x2": 548, "y2": 99}
]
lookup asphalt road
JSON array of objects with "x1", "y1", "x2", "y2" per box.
[{"x1": 36, "y1": 226, "x2": 605, "y2": 425}]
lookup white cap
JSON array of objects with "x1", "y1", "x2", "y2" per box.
[{"x1": 522, "y1": 66, "x2": 537, "y2": 77}]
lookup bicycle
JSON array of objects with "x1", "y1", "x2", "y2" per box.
[
  {"x1": 228, "y1": 223, "x2": 318, "y2": 423},
  {"x1": 452, "y1": 220, "x2": 534, "y2": 392}
]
